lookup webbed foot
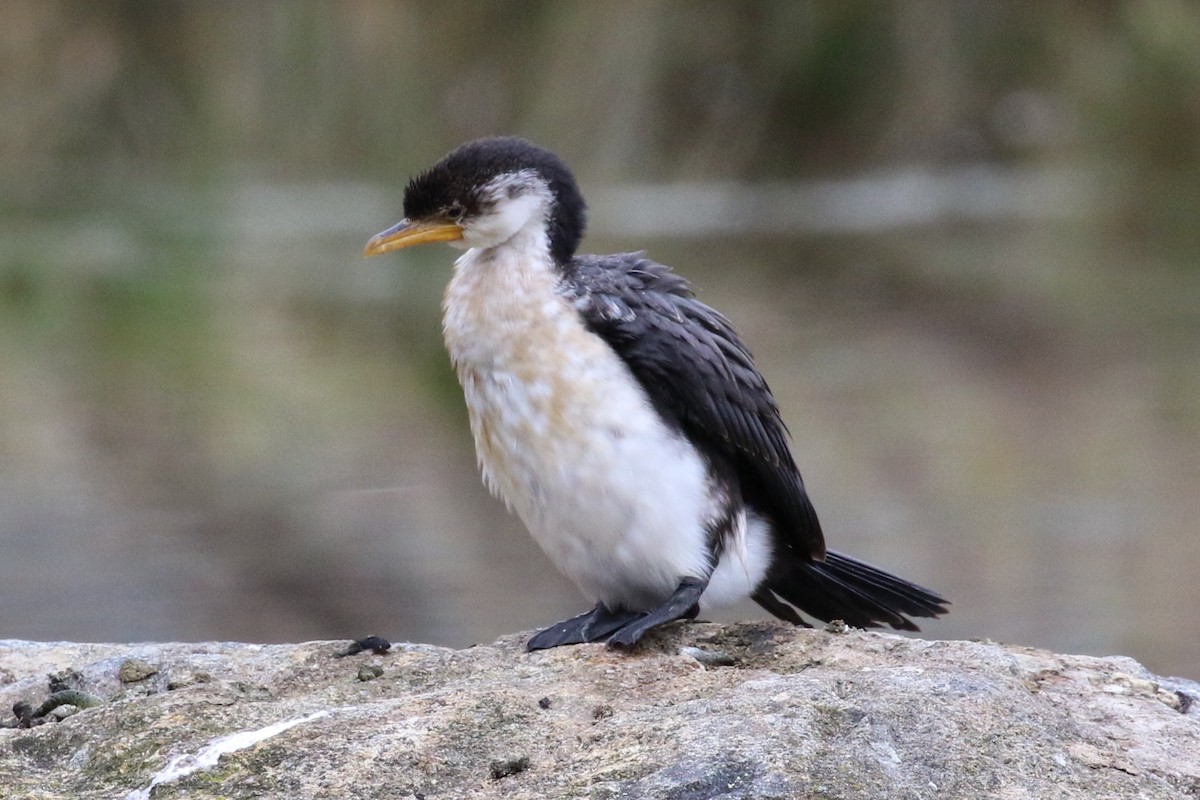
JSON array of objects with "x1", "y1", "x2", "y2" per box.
[
  {"x1": 606, "y1": 576, "x2": 708, "y2": 650},
  {"x1": 526, "y1": 604, "x2": 644, "y2": 651}
]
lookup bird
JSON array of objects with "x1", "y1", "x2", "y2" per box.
[{"x1": 364, "y1": 136, "x2": 948, "y2": 651}]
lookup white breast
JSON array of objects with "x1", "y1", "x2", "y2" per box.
[{"x1": 442, "y1": 235, "x2": 770, "y2": 612}]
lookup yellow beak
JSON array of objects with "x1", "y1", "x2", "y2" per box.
[{"x1": 363, "y1": 218, "x2": 464, "y2": 257}]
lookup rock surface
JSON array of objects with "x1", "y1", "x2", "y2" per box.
[{"x1": 1, "y1": 623, "x2": 1198, "y2": 799}]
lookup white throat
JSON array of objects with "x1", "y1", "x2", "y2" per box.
[{"x1": 452, "y1": 170, "x2": 554, "y2": 254}]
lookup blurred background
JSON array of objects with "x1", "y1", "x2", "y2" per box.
[{"x1": 1, "y1": 1, "x2": 1197, "y2": 679}]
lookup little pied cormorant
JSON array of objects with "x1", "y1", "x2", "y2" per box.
[{"x1": 364, "y1": 136, "x2": 948, "y2": 651}]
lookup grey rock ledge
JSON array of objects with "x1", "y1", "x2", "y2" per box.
[{"x1": 1, "y1": 622, "x2": 1198, "y2": 799}]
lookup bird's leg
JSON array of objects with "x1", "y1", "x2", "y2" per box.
[
  {"x1": 605, "y1": 576, "x2": 709, "y2": 650},
  {"x1": 526, "y1": 603, "x2": 645, "y2": 652}
]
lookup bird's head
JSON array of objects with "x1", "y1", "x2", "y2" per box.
[{"x1": 364, "y1": 137, "x2": 586, "y2": 265}]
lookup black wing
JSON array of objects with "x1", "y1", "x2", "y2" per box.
[{"x1": 562, "y1": 253, "x2": 825, "y2": 560}]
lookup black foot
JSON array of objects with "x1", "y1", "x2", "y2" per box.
[
  {"x1": 526, "y1": 604, "x2": 644, "y2": 652},
  {"x1": 606, "y1": 576, "x2": 709, "y2": 650}
]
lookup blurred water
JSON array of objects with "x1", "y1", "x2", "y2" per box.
[{"x1": 0, "y1": 172, "x2": 1197, "y2": 681}]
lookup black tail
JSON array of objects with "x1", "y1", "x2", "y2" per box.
[{"x1": 752, "y1": 550, "x2": 949, "y2": 632}]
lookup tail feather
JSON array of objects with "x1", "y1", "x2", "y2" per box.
[
  {"x1": 754, "y1": 550, "x2": 949, "y2": 632},
  {"x1": 821, "y1": 552, "x2": 949, "y2": 615}
]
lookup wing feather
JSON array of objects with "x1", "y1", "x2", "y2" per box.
[{"x1": 562, "y1": 253, "x2": 825, "y2": 559}]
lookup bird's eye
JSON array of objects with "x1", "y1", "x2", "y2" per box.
[{"x1": 447, "y1": 203, "x2": 465, "y2": 221}]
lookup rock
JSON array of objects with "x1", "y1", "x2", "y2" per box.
[
  {"x1": 0, "y1": 623, "x2": 1197, "y2": 798},
  {"x1": 117, "y1": 659, "x2": 158, "y2": 685},
  {"x1": 355, "y1": 664, "x2": 383, "y2": 682}
]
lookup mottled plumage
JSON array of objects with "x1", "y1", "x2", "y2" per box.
[{"x1": 364, "y1": 136, "x2": 948, "y2": 650}]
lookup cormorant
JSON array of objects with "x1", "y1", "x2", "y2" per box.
[{"x1": 364, "y1": 137, "x2": 948, "y2": 651}]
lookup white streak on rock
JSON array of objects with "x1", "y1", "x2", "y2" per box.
[{"x1": 122, "y1": 710, "x2": 328, "y2": 800}]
